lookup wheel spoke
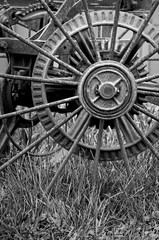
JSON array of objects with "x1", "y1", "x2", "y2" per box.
[
  {"x1": 123, "y1": 38, "x2": 145, "y2": 63},
  {"x1": 115, "y1": 118, "x2": 131, "y2": 178},
  {"x1": 138, "y1": 90, "x2": 159, "y2": 98},
  {"x1": 0, "y1": 23, "x2": 82, "y2": 76},
  {"x1": 40, "y1": 0, "x2": 91, "y2": 66},
  {"x1": 136, "y1": 74, "x2": 159, "y2": 84},
  {"x1": 137, "y1": 82, "x2": 159, "y2": 94},
  {"x1": 119, "y1": 116, "x2": 139, "y2": 144},
  {"x1": 118, "y1": 34, "x2": 144, "y2": 61},
  {"x1": 0, "y1": 72, "x2": 77, "y2": 86},
  {"x1": 81, "y1": 0, "x2": 101, "y2": 61},
  {"x1": 45, "y1": 114, "x2": 91, "y2": 195},
  {"x1": 45, "y1": 77, "x2": 77, "y2": 85},
  {"x1": 69, "y1": 110, "x2": 89, "y2": 139},
  {"x1": 121, "y1": 0, "x2": 159, "y2": 64},
  {"x1": 133, "y1": 104, "x2": 159, "y2": 123},
  {"x1": 74, "y1": 32, "x2": 95, "y2": 63},
  {"x1": 118, "y1": 28, "x2": 129, "y2": 40},
  {"x1": 126, "y1": 113, "x2": 159, "y2": 160},
  {"x1": 109, "y1": 0, "x2": 122, "y2": 60},
  {"x1": 118, "y1": 36, "x2": 133, "y2": 58},
  {"x1": 0, "y1": 106, "x2": 83, "y2": 172},
  {"x1": 130, "y1": 45, "x2": 159, "y2": 71},
  {"x1": 48, "y1": 67, "x2": 72, "y2": 77},
  {"x1": 0, "y1": 96, "x2": 79, "y2": 120},
  {"x1": 92, "y1": 119, "x2": 104, "y2": 186}
]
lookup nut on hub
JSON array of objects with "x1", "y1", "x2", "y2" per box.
[{"x1": 78, "y1": 61, "x2": 137, "y2": 120}]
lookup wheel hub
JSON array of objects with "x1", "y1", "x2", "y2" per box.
[
  {"x1": 98, "y1": 82, "x2": 118, "y2": 100},
  {"x1": 79, "y1": 61, "x2": 137, "y2": 120}
]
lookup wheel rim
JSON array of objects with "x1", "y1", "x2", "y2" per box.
[{"x1": 32, "y1": 8, "x2": 159, "y2": 162}]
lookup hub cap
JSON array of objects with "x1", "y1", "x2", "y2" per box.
[{"x1": 79, "y1": 61, "x2": 137, "y2": 119}]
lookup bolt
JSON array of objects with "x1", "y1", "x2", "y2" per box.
[
  {"x1": 0, "y1": 14, "x2": 9, "y2": 25},
  {"x1": 95, "y1": 85, "x2": 99, "y2": 95},
  {"x1": 0, "y1": 41, "x2": 8, "y2": 49},
  {"x1": 116, "y1": 88, "x2": 120, "y2": 94}
]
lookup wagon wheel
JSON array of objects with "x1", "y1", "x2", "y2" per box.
[{"x1": 1, "y1": 0, "x2": 159, "y2": 194}]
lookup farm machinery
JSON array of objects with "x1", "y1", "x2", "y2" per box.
[{"x1": 0, "y1": 0, "x2": 159, "y2": 191}]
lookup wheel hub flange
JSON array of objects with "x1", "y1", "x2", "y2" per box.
[{"x1": 78, "y1": 61, "x2": 137, "y2": 120}]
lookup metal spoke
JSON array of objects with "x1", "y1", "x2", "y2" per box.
[
  {"x1": 44, "y1": 77, "x2": 77, "y2": 85},
  {"x1": 133, "y1": 104, "x2": 159, "y2": 123},
  {"x1": 45, "y1": 114, "x2": 91, "y2": 195},
  {"x1": 0, "y1": 106, "x2": 83, "y2": 172},
  {"x1": 137, "y1": 90, "x2": 159, "y2": 97},
  {"x1": 75, "y1": 32, "x2": 95, "y2": 63},
  {"x1": 81, "y1": 0, "x2": 101, "y2": 61},
  {"x1": 39, "y1": 0, "x2": 91, "y2": 66},
  {"x1": 115, "y1": 118, "x2": 131, "y2": 178},
  {"x1": 0, "y1": 23, "x2": 82, "y2": 76},
  {"x1": 109, "y1": 0, "x2": 122, "y2": 60},
  {"x1": 0, "y1": 72, "x2": 77, "y2": 86},
  {"x1": 92, "y1": 119, "x2": 104, "y2": 186},
  {"x1": 118, "y1": 37, "x2": 133, "y2": 58},
  {"x1": 118, "y1": 28, "x2": 129, "y2": 40},
  {"x1": 49, "y1": 67, "x2": 72, "y2": 77},
  {"x1": 136, "y1": 74, "x2": 159, "y2": 84},
  {"x1": 121, "y1": 0, "x2": 159, "y2": 64},
  {"x1": 0, "y1": 96, "x2": 79, "y2": 120},
  {"x1": 121, "y1": 37, "x2": 145, "y2": 63},
  {"x1": 130, "y1": 45, "x2": 159, "y2": 71},
  {"x1": 126, "y1": 113, "x2": 159, "y2": 160},
  {"x1": 119, "y1": 116, "x2": 139, "y2": 144},
  {"x1": 69, "y1": 110, "x2": 89, "y2": 139},
  {"x1": 137, "y1": 83, "x2": 159, "y2": 94}
]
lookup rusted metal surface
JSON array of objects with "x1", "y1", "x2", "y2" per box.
[{"x1": 0, "y1": 38, "x2": 44, "y2": 54}]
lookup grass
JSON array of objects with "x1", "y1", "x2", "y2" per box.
[
  {"x1": 1, "y1": 106, "x2": 159, "y2": 239},
  {"x1": 1, "y1": 150, "x2": 159, "y2": 239}
]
